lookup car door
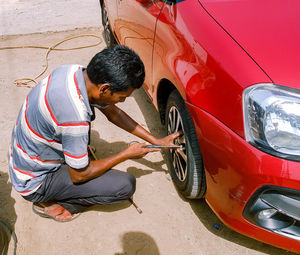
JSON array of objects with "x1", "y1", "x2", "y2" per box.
[{"x1": 114, "y1": 0, "x2": 164, "y2": 97}]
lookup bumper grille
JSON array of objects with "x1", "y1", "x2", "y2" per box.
[{"x1": 243, "y1": 186, "x2": 300, "y2": 241}]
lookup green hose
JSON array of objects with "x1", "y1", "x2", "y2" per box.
[{"x1": 0, "y1": 221, "x2": 17, "y2": 255}]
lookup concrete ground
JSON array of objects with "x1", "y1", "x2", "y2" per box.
[{"x1": 0, "y1": 1, "x2": 296, "y2": 254}]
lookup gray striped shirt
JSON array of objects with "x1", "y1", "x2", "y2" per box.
[{"x1": 8, "y1": 65, "x2": 93, "y2": 196}]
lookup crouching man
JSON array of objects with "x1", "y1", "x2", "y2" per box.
[{"x1": 8, "y1": 45, "x2": 179, "y2": 222}]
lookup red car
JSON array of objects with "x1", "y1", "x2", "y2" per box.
[{"x1": 100, "y1": 0, "x2": 300, "y2": 252}]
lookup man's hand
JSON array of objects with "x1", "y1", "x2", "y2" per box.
[
  {"x1": 68, "y1": 142, "x2": 159, "y2": 183},
  {"x1": 154, "y1": 132, "x2": 182, "y2": 147},
  {"x1": 123, "y1": 142, "x2": 160, "y2": 159}
]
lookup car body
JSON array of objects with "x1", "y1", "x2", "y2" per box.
[{"x1": 100, "y1": 0, "x2": 300, "y2": 252}]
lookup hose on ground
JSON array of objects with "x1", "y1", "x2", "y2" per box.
[
  {"x1": 0, "y1": 34, "x2": 102, "y2": 88},
  {"x1": 0, "y1": 220, "x2": 17, "y2": 255}
]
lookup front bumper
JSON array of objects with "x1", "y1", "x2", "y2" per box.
[{"x1": 186, "y1": 102, "x2": 300, "y2": 253}]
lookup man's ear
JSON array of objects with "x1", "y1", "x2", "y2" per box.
[{"x1": 99, "y1": 83, "x2": 110, "y2": 95}]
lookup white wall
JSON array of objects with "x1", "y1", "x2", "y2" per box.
[{"x1": 0, "y1": 0, "x2": 102, "y2": 35}]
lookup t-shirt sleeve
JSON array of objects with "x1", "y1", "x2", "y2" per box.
[{"x1": 60, "y1": 123, "x2": 90, "y2": 169}]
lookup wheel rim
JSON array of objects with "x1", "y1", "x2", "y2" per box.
[
  {"x1": 102, "y1": 6, "x2": 111, "y2": 45},
  {"x1": 168, "y1": 106, "x2": 187, "y2": 182}
]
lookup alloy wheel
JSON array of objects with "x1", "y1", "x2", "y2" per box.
[
  {"x1": 102, "y1": 6, "x2": 111, "y2": 46},
  {"x1": 168, "y1": 106, "x2": 187, "y2": 182}
]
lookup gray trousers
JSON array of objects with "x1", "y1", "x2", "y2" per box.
[{"x1": 24, "y1": 164, "x2": 136, "y2": 214}]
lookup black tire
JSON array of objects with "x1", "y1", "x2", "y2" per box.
[
  {"x1": 101, "y1": 2, "x2": 115, "y2": 48},
  {"x1": 165, "y1": 90, "x2": 206, "y2": 199}
]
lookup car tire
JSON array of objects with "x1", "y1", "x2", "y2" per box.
[
  {"x1": 165, "y1": 90, "x2": 206, "y2": 199},
  {"x1": 101, "y1": 1, "x2": 115, "y2": 48}
]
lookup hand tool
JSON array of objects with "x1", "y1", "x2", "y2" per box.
[
  {"x1": 129, "y1": 198, "x2": 143, "y2": 214},
  {"x1": 129, "y1": 141, "x2": 182, "y2": 149},
  {"x1": 87, "y1": 145, "x2": 143, "y2": 214},
  {"x1": 145, "y1": 144, "x2": 182, "y2": 149},
  {"x1": 88, "y1": 145, "x2": 97, "y2": 161}
]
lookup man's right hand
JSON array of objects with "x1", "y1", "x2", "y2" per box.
[
  {"x1": 124, "y1": 142, "x2": 160, "y2": 159},
  {"x1": 68, "y1": 142, "x2": 159, "y2": 183}
]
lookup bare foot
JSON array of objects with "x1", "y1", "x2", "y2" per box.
[{"x1": 55, "y1": 209, "x2": 73, "y2": 222}]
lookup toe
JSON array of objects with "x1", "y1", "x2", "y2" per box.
[
  {"x1": 45, "y1": 204, "x2": 65, "y2": 217},
  {"x1": 55, "y1": 209, "x2": 73, "y2": 222}
]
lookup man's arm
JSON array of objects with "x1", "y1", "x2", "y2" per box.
[
  {"x1": 100, "y1": 105, "x2": 180, "y2": 145},
  {"x1": 68, "y1": 142, "x2": 158, "y2": 183},
  {"x1": 68, "y1": 105, "x2": 180, "y2": 183}
]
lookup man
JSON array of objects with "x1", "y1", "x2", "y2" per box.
[{"x1": 8, "y1": 45, "x2": 179, "y2": 222}]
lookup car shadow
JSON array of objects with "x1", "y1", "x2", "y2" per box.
[
  {"x1": 0, "y1": 170, "x2": 17, "y2": 254},
  {"x1": 187, "y1": 198, "x2": 292, "y2": 255},
  {"x1": 131, "y1": 88, "x2": 294, "y2": 255}
]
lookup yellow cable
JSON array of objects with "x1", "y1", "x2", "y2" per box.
[{"x1": 0, "y1": 34, "x2": 102, "y2": 88}]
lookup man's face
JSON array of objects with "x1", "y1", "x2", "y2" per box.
[{"x1": 96, "y1": 86, "x2": 135, "y2": 106}]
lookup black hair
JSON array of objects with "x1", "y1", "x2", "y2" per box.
[{"x1": 86, "y1": 45, "x2": 145, "y2": 93}]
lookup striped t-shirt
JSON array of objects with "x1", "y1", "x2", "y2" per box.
[{"x1": 8, "y1": 65, "x2": 93, "y2": 196}]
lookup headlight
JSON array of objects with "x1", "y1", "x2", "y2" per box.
[{"x1": 243, "y1": 83, "x2": 300, "y2": 161}]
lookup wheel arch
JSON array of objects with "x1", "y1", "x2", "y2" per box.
[{"x1": 156, "y1": 79, "x2": 180, "y2": 125}]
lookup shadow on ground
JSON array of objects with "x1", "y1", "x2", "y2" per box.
[
  {"x1": 90, "y1": 129, "x2": 167, "y2": 176},
  {"x1": 86, "y1": 200, "x2": 131, "y2": 213},
  {"x1": 0, "y1": 170, "x2": 17, "y2": 254},
  {"x1": 87, "y1": 128, "x2": 166, "y2": 214},
  {"x1": 188, "y1": 198, "x2": 291, "y2": 255},
  {"x1": 131, "y1": 88, "x2": 293, "y2": 255},
  {"x1": 115, "y1": 231, "x2": 160, "y2": 255}
]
